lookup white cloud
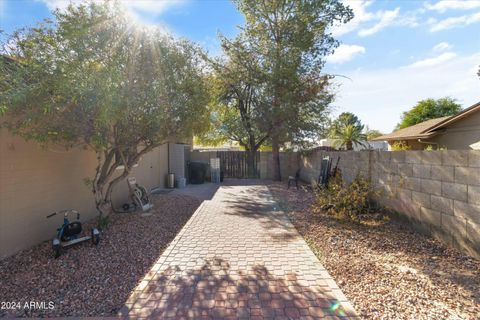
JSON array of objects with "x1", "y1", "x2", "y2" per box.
[
  {"x1": 38, "y1": 0, "x2": 83, "y2": 11},
  {"x1": 332, "y1": 1, "x2": 414, "y2": 37},
  {"x1": 122, "y1": 0, "x2": 188, "y2": 16},
  {"x1": 358, "y1": 7, "x2": 400, "y2": 37},
  {"x1": 425, "y1": 0, "x2": 480, "y2": 13},
  {"x1": 433, "y1": 41, "x2": 453, "y2": 52},
  {"x1": 327, "y1": 44, "x2": 366, "y2": 64},
  {"x1": 407, "y1": 52, "x2": 457, "y2": 68},
  {"x1": 38, "y1": 0, "x2": 187, "y2": 16},
  {"x1": 429, "y1": 11, "x2": 480, "y2": 31},
  {"x1": 331, "y1": 52, "x2": 480, "y2": 133},
  {"x1": 395, "y1": 10, "x2": 421, "y2": 28}
]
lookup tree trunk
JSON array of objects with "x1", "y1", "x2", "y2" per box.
[
  {"x1": 93, "y1": 182, "x2": 112, "y2": 228},
  {"x1": 346, "y1": 141, "x2": 353, "y2": 150},
  {"x1": 246, "y1": 149, "x2": 257, "y2": 178},
  {"x1": 97, "y1": 199, "x2": 113, "y2": 223},
  {"x1": 271, "y1": 135, "x2": 281, "y2": 181},
  {"x1": 91, "y1": 145, "x2": 156, "y2": 228}
]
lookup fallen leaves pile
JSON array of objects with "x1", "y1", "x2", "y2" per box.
[
  {"x1": 0, "y1": 194, "x2": 200, "y2": 317},
  {"x1": 268, "y1": 182, "x2": 480, "y2": 320}
]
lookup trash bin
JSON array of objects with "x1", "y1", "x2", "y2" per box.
[
  {"x1": 189, "y1": 161, "x2": 208, "y2": 184},
  {"x1": 167, "y1": 173, "x2": 175, "y2": 188},
  {"x1": 176, "y1": 177, "x2": 186, "y2": 189}
]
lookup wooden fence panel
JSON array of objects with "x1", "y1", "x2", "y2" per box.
[{"x1": 216, "y1": 151, "x2": 260, "y2": 178}]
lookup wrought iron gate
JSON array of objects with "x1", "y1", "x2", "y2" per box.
[{"x1": 216, "y1": 151, "x2": 260, "y2": 178}]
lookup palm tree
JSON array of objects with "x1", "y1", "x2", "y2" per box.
[{"x1": 329, "y1": 112, "x2": 367, "y2": 150}]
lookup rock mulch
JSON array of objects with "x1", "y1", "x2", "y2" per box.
[
  {"x1": 267, "y1": 182, "x2": 480, "y2": 320},
  {"x1": 0, "y1": 194, "x2": 200, "y2": 317}
]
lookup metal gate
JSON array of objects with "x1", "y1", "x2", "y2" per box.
[{"x1": 216, "y1": 151, "x2": 260, "y2": 178}]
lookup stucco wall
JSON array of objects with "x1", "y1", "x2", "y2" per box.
[
  {"x1": 0, "y1": 129, "x2": 170, "y2": 258},
  {"x1": 300, "y1": 149, "x2": 480, "y2": 259},
  {"x1": 430, "y1": 111, "x2": 480, "y2": 150},
  {"x1": 386, "y1": 111, "x2": 480, "y2": 151}
]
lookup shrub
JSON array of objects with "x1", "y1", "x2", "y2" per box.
[
  {"x1": 424, "y1": 144, "x2": 447, "y2": 151},
  {"x1": 313, "y1": 173, "x2": 380, "y2": 221},
  {"x1": 391, "y1": 141, "x2": 411, "y2": 151},
  {"x1": 98, "y1": 215, "x2": 110, "y2": 230}
]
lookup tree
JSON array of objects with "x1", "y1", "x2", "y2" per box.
[
  {"x1": 364, "y1": 126, "x2": 383, "y2": 140},
  {"x1": 233, "y1": 0, "x2": 353, "y2": 180},
  {"x1": 396, "y1": 97, "x2": 462, "y2": 129},
  {"x1": 329, "y1": 112, "x2": 366, "y2": 150},
  {"x1": 0, "y1": 2, "x2": 209, "y2": 221},
  {"x1": 197, "y1": 37, "x2": 272, "y2": 177}
]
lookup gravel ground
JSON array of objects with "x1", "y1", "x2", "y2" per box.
[
  {"x1": 0, "y1": 194, "x2": 200, "y2": 317},
  {"x1": 268, "y1": 182, "x2": 480, "y2": 320}
]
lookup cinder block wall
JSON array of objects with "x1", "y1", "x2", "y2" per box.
[
  {"x1": 0, "y1": 130, "x2": 169, "y2": 258},
  {"x1": 168, "y1": 143, "x2": 186, "y2": 179},
  {"x1": 189, "y1": 149, "x2": 479, "y2": 258},
  {"x1": 299, "y1": 149, "x2": 480, "y2": 259},
  {"x1": 259, "y1": 152, "x2": 299, "y2": 180}
]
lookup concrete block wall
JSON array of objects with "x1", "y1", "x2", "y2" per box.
[
  {"x1": 259, "y1": 152, "x2": 299, "y2": 180},
  {"x1": 298, "y1": 149, "x2": 480, "y2": 259},
  {"x1": 300, "y1": 150, "x2": 370, "y2": 185},
  {"x1": 190, "y1": 149, "x2": 479, "y2": 258},
  {"x1": 168, "y1": 143, "x2": 187, "y2": 179}
]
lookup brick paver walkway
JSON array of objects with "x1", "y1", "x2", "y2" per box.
[{"x1": 121, "y1": 182, "x2": 357, "y2": 319}]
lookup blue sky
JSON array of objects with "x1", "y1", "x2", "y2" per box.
[{"x1": 1, "y1": 0, "x2": 479, "y2": 133}]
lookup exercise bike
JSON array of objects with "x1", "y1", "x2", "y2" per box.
[{"x1": 46, "y1": 209, "x2": 100, "y2": 258}]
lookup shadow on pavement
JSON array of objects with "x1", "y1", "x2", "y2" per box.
[{"x1": 123, "y1": 257, "x2": 351, "y2": 319}]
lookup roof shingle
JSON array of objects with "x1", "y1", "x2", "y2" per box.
[{"x1": 372, "y1": 116, "x2": 451, "y2": 141}]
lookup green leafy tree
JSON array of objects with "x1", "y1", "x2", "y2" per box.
[
  {"x1": 364, "y1": 126, "x2": 383, "y2": 141},
  {"x1": 329, "y1": 112, "x2": 366, "y2": 150},
  {"x1": 233, "y1": 0, "x2": 353, "y2": 180},
  {"x1": 0, "y1": 2, "x2": 209, "y2": 220},
  {"x1": 396, "y1": 97, "x2": 462, "y2": 129},
  {"x1": 197, "y1": 37, "x2": 272, "y2": 177}
]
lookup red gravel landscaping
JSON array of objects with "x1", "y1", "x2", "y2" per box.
[
  {"x1": 0, "y1": 194, "x2": 200, "y2": 317},
  {"x1": 268, "y1": 182, "x2": 480, "y2": 320}
]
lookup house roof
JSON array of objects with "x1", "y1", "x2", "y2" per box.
[
  {"x1": 427, "y1": 101, "x2": 480, "y2": 132},
  {"x1": 372, "y1": 116, "x2": 451, "y2": 141},
  {"x1": 373, "y1": 100, "x2": 480, "y2": 142}
]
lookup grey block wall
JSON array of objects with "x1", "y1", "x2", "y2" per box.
[
  {"x1": 300, "y1": 149, "x2": 480, "y2": 259},
  {"x1": 169, "y1": 143, "x2": 186, "y2": 179},
  {"x1": 259, "y1": 152, "x2": 299, "y2": 180},
  {"x1": 189, "y1": 148, "x2": 479, "y2": 259}
]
